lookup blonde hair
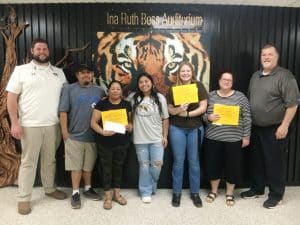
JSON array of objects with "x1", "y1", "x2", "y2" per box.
[{"x1": 176, "y1": 61, "x2": 197, "y2": 85}]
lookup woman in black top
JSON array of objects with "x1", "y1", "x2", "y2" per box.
[{"x1": 91, "y1": 80, "x2": 132, "y2": 210}]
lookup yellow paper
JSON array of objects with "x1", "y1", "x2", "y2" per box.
[
  {"x1": 101, "y1": 109, "x2": 128, "y2": 126},
  {"x1": 213, "y1": 104, "x2": 240, "y2": 126},
  {"x1": 172, "y1": 84, "x2": 199, "y2": 106}
]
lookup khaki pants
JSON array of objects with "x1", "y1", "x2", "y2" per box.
[{"x1": 18, "y1": 125, "x2": 61, "y2": 202}]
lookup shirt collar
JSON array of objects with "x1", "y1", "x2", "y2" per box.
[
  {"x1": 258, "y1": 66, "x2": 280, "y2": 78},
  {"x1": 30, "y1": 60, "x2": 59, "y2": 76}
]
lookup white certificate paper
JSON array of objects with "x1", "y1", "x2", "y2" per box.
[{"x1": 103, "y1": 121, "x2": 126, "y2": 134}]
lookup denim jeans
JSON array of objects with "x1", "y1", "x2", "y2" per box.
[
  {"x1": 169, "y1": 124, "x2": 202, "y2": 194},
  {"x1": 135, "y1": 142, "x2": 164, "y2": 197}
]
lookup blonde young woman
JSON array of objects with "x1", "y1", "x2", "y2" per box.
[{"x1": 167, "y1": 61, "x2": 208, "y2": 207}]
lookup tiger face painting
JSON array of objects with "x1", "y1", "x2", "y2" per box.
[{"x1": 94, "y1": 31, "x2": 210, "y2": 95}]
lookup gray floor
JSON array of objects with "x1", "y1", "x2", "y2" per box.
[{"x1": 1, "y1": 186, "x2": 299, "y2": 225}]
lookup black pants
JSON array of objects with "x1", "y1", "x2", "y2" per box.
[
  {"x1": 97, "y1": 143, "x2": 129, "y2": 191},
  {"x1": 204, "y1": 138, "x2": 243, "y2": 185},
  {"x1": 249, "y1": 125, "x2": 286, "y2": 200}
]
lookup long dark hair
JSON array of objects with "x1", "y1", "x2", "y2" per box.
[{"x1": 133, "y1": 73, "x2": 163, "y2": 115}]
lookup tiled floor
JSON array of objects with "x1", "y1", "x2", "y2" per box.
[{"x1": 1, "y1": 186, "x2": 299, "y2": 225}]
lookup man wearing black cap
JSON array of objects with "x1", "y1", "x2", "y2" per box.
[{"x1": 59, "y1": 64, "x2": 106, "y2": 209}]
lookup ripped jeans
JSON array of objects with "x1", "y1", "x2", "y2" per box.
[{"x1": 135, "y1": 142, "x2": 164, "y2": 197}]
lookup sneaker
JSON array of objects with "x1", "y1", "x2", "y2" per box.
[
  {"x1": 71, "y1": 193, "x2": 81, "y2": 209},
  {"x1": 190, "y1": 193, "x2": 203, "y2": 208},
  {"x1": 263, "y1": 198, "x2": 282, "y2": 209},
  {"x1": 141, "y1": 196, "x2": 151, "y2": 203},
  {"x1": 240, "y1": 189, "x2": 264, "y2": 199},
  {"x1": 18, "y1": 201, "x2": 31, "y2": 215},
  {"x1": 83, "y1": 188, "x2": 101, "y2": 201},
  {"x1": 45, "y1": 189, "x2": 67, "y2": 200},
  {"x1": 172, "y1": 193, "x2": 181, "y2": 207}
]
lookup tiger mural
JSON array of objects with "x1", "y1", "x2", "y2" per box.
[{"x1": 94, "y1": 31, "x2": 210, "y2": 95}]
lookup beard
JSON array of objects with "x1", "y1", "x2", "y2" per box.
[
  {"x1": 82, "y1": 81, "x2": 91, "y2": 86},
  {"x1": 32, "y1": 54, "x2": 50, "y2": 63}
]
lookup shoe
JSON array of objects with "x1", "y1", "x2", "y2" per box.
[
  {"x1": 45, "y1": 189, "x2": 67, "y2": 200},
  {"x1": 141, "y1": 196, "x2": 151, "y2": 204},
  {"x1": 71, "y1": 193, "x2": 81, "y2": 209},
  {"x1": 263, "y1": 198, "x2": 282, "y2": 209},
  {"x1": 18, "y1": 201, "x2": 31, "y2": 215},
  {"x1": 172, "y1": 193, "x2": 181, "y2": 207},
  {"x1": 190, "y1": 193, "x2": 203, "y2": 208},
  {"x1": 83, "y1": 188, "x2": 101, "y2": 201},
  {"x1": 205, "y1": 192, "x2": 217, "y2": 203},
  {"x1": 240, "y1": 189, "x2": 264, "y2": 199},
  {"x1": 103, "y1": 191, "x2": 113, "y2": 210},
  {"x1": 226, "y1": 194, "x2": 235, "y2": 206},
  {"x1": 113, "y1": 194, "x2": 127, "y2": 205}
]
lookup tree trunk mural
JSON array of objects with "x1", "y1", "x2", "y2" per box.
[{"x1": 0, "y1": 6, "x2": 28, "y2": 187}]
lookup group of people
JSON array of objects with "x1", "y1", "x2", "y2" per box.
[{"x1": 6, "y1": 39, "x2": 299, "y2": 215}]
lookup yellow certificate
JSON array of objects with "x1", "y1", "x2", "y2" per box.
[
  {"x1": 213, "y1": 104, "x2": 240, "y2": 126},
  {"x1": 101, "y1": 109, "x2": 128, "y2": 126},
  {"x1": 172, "y1": 84, "x2": 199, "y2": 106}
]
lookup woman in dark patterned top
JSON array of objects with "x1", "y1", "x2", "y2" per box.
[
  {"x1": 91, "y1": 80, "x2": 132, "y2": 210},
  {"x1": 203, "y1": 72, "x2": 251, "y2": 206}
]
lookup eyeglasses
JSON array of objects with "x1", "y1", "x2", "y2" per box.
[{"x1": 220, "y1": 78, "x2": 233, "y2": 83}]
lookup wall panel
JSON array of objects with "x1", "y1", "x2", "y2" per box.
[{"x1": 0, "y1": 3, "x2": 299, "y2": 187}]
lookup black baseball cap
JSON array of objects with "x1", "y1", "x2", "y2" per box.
[{"x1": 76, "y1": 64, "x2": 92, "y2": 72}]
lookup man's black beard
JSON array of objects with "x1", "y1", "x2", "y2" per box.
[
  {"x1": 82, "y1": 81, "x2": 90, "y2": 86},
  {"x1": 32, "y1": 55, "x2": 49, "y2": 64}
]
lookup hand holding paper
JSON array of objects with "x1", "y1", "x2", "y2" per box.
[
  {"x1": 101, "y1": 129, "x2": 116, "y2": 136},
  {"x1": 103, "y1": 121, "x2": 126, "y2": 134},
  {"x1": 101, "y1": 109, "x2": 128, "y2": 134},
  {"x1": 212, "y1": 104, "x2": 240, "y2": 126},
  {"x1": 208, "y1": 113, "x2": 220, "y2": 122}
]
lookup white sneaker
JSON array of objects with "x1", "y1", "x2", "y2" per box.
[{"x1": 141, "y1": 196, "x2": 151, "y2": 203}]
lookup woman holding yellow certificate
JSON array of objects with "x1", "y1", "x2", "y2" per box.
[
  {"x1": 91, "y1": 80, "x2": 132, "y2": 210},
  {"x1": 203, "y1": 72, "x2": 251, "y2": 206},
  {"x1": 167, "y1": 61, "x2": 208, "y2": 208}
]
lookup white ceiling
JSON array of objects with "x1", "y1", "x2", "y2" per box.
[{"x1": 0, "y1": 0, "x2": 299, "y2": 7}]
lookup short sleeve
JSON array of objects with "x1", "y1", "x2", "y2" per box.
[
  {"x1": 95, "y1": 100, "x2": 105, "y2": 111},
  {"x1": 197, "y1": 82, "x2": 209, "y2": 101},
  {"x1": 6, "y1": 67, "x2": 22, "y2": 94},
  {"x1": 166, "y1": 88, "x2": 174, "y2": 105},
  {"x1": 58, "y1": 84, "x2": 70, "y2": 112},
  {"x1": 159, "y1": 93, "x2": 169, "y2": 119},
  {"x1": 281, "y1": 75, "x2": 300, "y2": 107},
  {"x1": 125, "y1": 100, "x2": 132, "y2": 112}
]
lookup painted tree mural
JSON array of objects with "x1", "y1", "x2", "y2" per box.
[{"x1": 0, "y1": 6, "x2": 28, "y2": 186}]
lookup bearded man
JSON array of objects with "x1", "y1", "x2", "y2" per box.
[{"x1": 6, "y1": 39, "x2": 67, "y2": 215}]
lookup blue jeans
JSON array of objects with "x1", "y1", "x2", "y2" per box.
[
  {"x1": 169, "y1": 125, "x2": 202, "y2": 194},
  {"x1": 135, "y1": 142, "x2": 164, "y2": 197}
]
